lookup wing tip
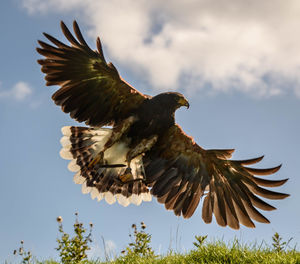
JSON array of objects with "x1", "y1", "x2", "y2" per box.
[
  {"x1": 244, "y1": 164, "x2": 282, "y2": 175},
  {"x1": 60, "y1": 20, "x2": 66, "y2": 29},
  {"x1": 73, "y1": 20, "x2": 78, "y2": 27},
  {"x1": 281, "y1": 193, "x2": 290, "y2": 199}
]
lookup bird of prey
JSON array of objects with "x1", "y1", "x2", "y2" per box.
[{"x1": 37, "y1": 21, "x2": 289, "y2": 229}]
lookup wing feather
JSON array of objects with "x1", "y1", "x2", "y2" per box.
[
  {"x1": 37, "y1": 21, "x2": 148, "y2": 127},
  {"x1": 202, "y1": 195, "x2": 213, "y2": 224},
  {"x1": 244, "y1": 165, "x2": 282, "y2": 175},
  {"x1": 145, "y1": 124, "x2": 289, "y2": 229}
]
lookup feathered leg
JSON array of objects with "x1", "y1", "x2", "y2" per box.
[{"x1": 120, "y1": 135, "x2": 158, "y2": 183}]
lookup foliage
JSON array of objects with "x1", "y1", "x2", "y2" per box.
[
  {"x1": 13, "y1": 240, "x2": 33, "y2": 264},
  {"x1": 31, "y1": 247, "x2": 300, "y2": 264},
  {"x1": 112, "y1": 239, "x2": 300, "y2": 264},
  {"x1": 272, "y1": 232, "x2": 293, "y2": 252},
  {"x1": 55, "y1": 212, "x2": 93, "y2": 264},
  {"x1": 120, "y1": 222, "x2": 156, "y2": 260},
  {"x1": 193, "y1": 235, "x2": 208, "y2": 249},
  {"x1": 10, "y1": 217, "x2": 300, "y2": 264}
]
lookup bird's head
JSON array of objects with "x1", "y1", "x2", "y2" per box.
[{"x1": 153, "y1": 92, "x2": 189, "y2": 112}]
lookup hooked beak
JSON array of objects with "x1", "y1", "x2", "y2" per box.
[{"x1": 178, "y1": 97, "x2": 190, "y2": 109}]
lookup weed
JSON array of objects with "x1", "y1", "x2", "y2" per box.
[
  {"x1": 121, "y1": 222, "x2": 155, "y2": 258},
  {"x1": 272, "y1": 232, "x2": 293, "y2": 252},
  {"x1": 13, "y1": 240, "x2": 33, "y2": 264},
  {"x1": 193, "y1": 235, "x2": 208, "y2": 249},
  {"x1": 10, "y1": 217, "x2": 300, "y2": 264},
  {"x1": 55, "y1": 212, "x2": 93, "y2": 263}
]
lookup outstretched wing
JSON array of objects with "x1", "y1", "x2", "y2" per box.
[
  {"x1": 37, "y1": 21, "x2": 148, "y2": 127},
  {"x1": 144, "y1": 124, "x2": 289, "y2": 229}
]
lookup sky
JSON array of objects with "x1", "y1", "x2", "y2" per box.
[{"x1": 1, "y1": 0, "x2": 299, "y2": 261}]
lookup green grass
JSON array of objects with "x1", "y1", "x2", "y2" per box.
[
  {"x1": 11, "y1": 215, "x2": 300, "y2": 264},
  {"x1": 36, "y1": 244, "x2": 300, "y2": 264}
]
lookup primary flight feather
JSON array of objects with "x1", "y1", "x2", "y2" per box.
[{"x1": 37, "y1": 21, "x2": 289, "y2": 229}]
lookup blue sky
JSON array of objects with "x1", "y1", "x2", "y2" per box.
[{"x1": 1, "y1": 0, "x2": 299, "y2": 261}]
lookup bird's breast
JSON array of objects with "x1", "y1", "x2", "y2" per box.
[{"x1": 127, "y1": 112, "x2": 173, "y2": 142}]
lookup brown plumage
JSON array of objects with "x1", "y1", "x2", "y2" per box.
[{"x1": 37, "y1": 21, "x2": 289, "y2": 229}]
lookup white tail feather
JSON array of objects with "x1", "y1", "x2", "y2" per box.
[
  {"x1": 61, "y1": 126, "x2": 152, "y2": 207},
  {"x1": 131, "y1": 155, "x2": 144, "y2": 179},
  {"x1": 141, "y1": 192, "x2": 152, "y2": 202},
  {"x1": 104, "y1": 192, "x2": 116, "y2": 204},
  {"x1": 116, "y1": 194, "x2": 130, "y2": 207},
  {"x1": 129, "y1": 194, "x2": 143, "y2": 206},
  {"x1": 90, "y1": 128, "x2": 111, "y2": 136},
  {"x1": 61, "y1": 126, "x2": 72, "y2": 136},
  {"x1": 68, "y1": 159, "x2": 80, "y2": 172},
  {"x1": 60, "y1": 148, "x2": 73, "y2": 160},
  {"x1": 103, "y1": 141, "x2": 128, "y2": 165},
  {"x1": 60, "y1": 136, "x2": 71, "y2": 147},
  {"x1": 97, "y1": 193, "x2": 104, "y2": 202},
  {"x1": 60, "y1": 126, "x2": 112, "y2": 161},
  {"x1": 82, "y1": 182, "x2": 92, "y2": 194},
  {"x1": 73, "y1": 172, "x2": 86, "y2": 184},
  {"x1": 90, "y1": 188, "x2": 100, "y2": 200}
]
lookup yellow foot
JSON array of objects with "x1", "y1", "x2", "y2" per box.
[
  {"x1": 88, "y1": 152, "x2": 103, "y2": 168},
  {"x1": 119, "y1": 168, "x2": 133, "y2": 183}
]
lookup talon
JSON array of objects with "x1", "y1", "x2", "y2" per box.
[{"x1": 119, "y1": 167, "x2": 133, "y2": 183}]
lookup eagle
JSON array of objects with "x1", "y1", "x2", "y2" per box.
[{"x1": 37, "y1": 21, "x2": 289, "y2": 229}]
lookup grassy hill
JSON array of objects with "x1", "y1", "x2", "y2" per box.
[
  {"x1": 40, "y1": 246, "x2": 300, "y2": 264},
  {"x1": 11, "y1": 215, "x2": 300, "y2": 264}
]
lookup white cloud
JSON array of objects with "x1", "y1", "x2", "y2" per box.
[
  {"x1": 87, "y1": 239, "x2": 116, "y2": 260},
  {"x1": 87, "y1": 243, "x2": 102, "y2": 259},
  {"x1": 24, "y1": 0, "x2": 300, "y2": 97},
  {"x1": 0, "y1": 81, "x2": 32, "y2": 101},
  {"x1": 105, "y1": 240, "x2": 117, "y2": 255},
  {"x1": 12, "y1": 82, "x2": 33, "y2": 101}
]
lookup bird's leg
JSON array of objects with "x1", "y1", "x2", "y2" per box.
[
  {"x1": 119, "y1": 162, "x2": 134, "y2": 183},
  {"x1": 104, "y1": 116, "x2": 137, "y2": 149},
  {"x1": 88, "y1": 116, "x2": 137, "y2": 169},
  {"x1": 119, "y1": 135, "x2": 158, "y2": 183}
]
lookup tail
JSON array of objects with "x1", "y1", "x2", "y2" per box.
[{"x1": 60, "y1": 126, "x2": 152, "y2": 206}]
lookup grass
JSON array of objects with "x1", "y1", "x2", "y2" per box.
[
  {"x1": 11, "y1": 213, "x2": 300, "y2": 264},
  {"x1": 113, "y1": 246, "x2": 300, "y2": 264},
  {"x1": 101, "y1": 237, "x2": 300, "y2": 264},
  {"x1": 29, "y1": 246, "x2": 300, "y2": 264}
]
